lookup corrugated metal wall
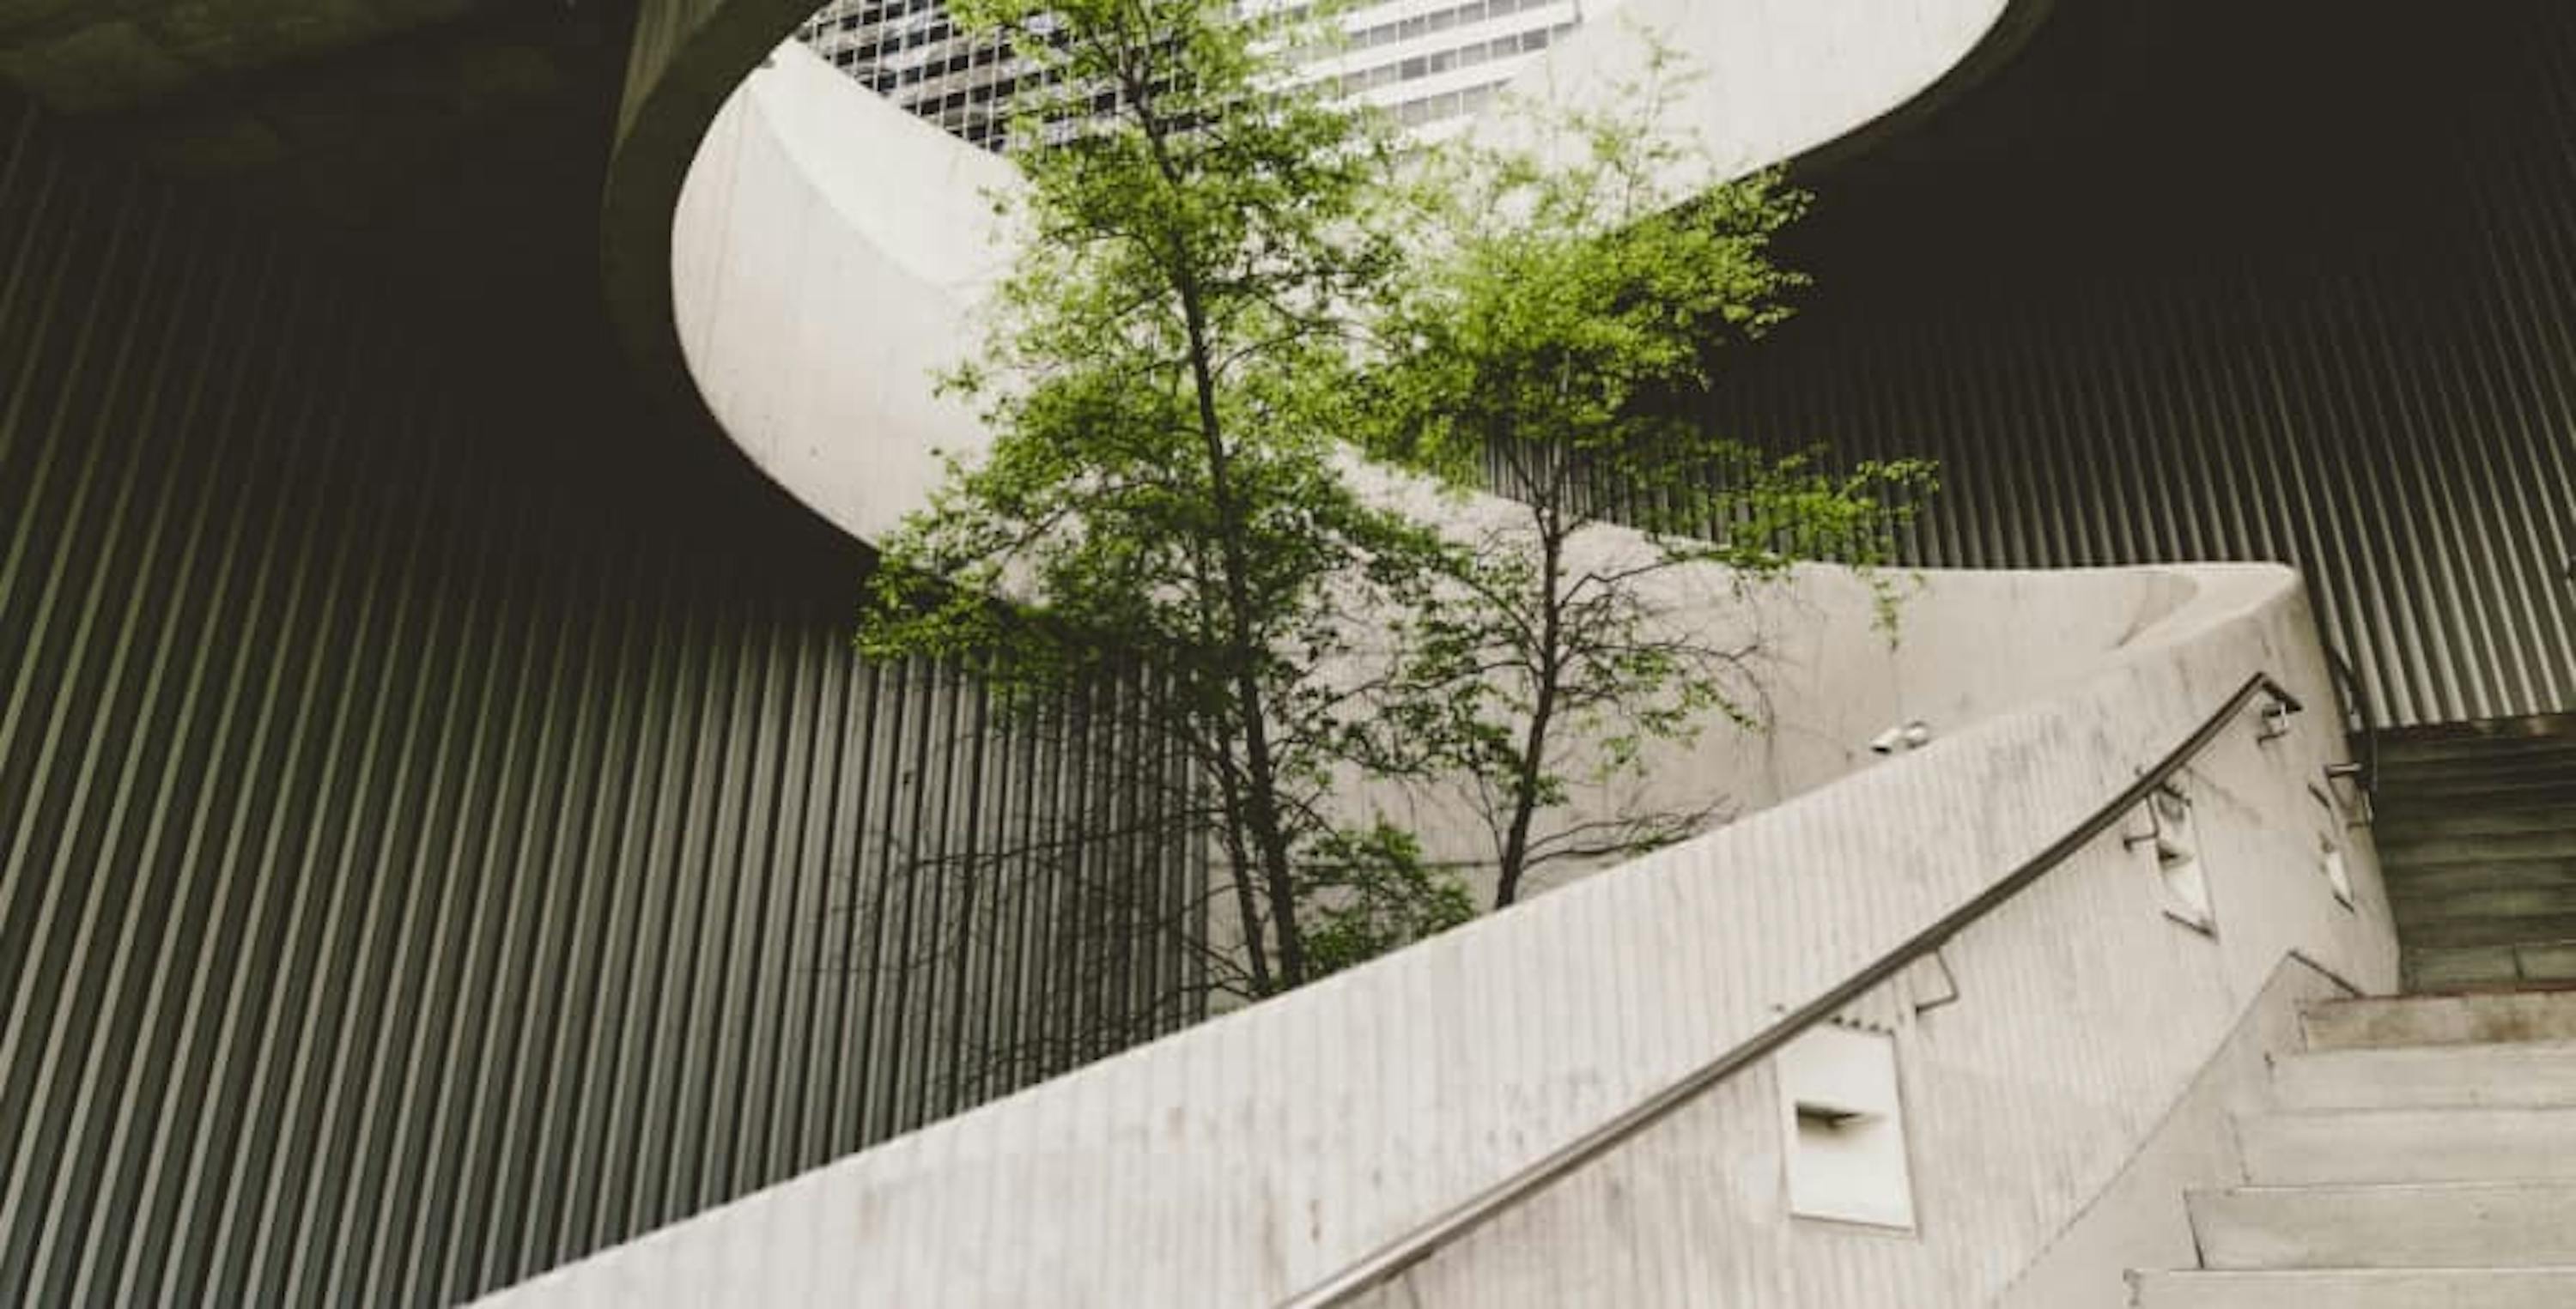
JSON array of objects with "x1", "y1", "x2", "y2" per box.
[
  {"x1": 1693, "y1": 0, "x2": 2576, "y2": 728},
  {"x1": 0, "y1": 100, "x2": 1197, "y2": 1306}
]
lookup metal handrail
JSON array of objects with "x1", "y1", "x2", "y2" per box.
[{"x1": 1279, "y1": 670, "x2": 2304, "y2": 1308}]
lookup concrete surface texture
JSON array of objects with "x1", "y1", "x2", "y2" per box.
[
  {"x1": 2133, "y1": 1269, "x2": 2576, "y2": 1309},
  {"x1": 2271, "y1": 1040, "x2": 2576, "y2": 1110},
  {"x1": 662, "y1": 0, "x2": 2031, "y2": 559},
  {"x1": 1331, "y1": 539, "x2": 2217, "y2": 900},
  {"x1": 470, "y1": 556, "x2": 2392, "y2": 1306},
  {"x1": 2137, "y1": 991, "x2": 2576, "y2": 1306},
  {"x1": 669, "y1": 45, "x2": 1012, "y2": 555},
  {"x1": 1484, "y1": 0, "x2": 2020, "y2": 181},
  {"x1": 2302, "y1": 990, "x2": 2576, "y2": 1050},
  {"x1": 668, "y1": 37, "x2": 2201, "y2": 898},
  {"x1": 1993, "y1": 956, "x2": 2351, "y2": 1309}
]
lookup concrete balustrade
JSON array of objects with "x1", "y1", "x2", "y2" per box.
[
  {"x1": 477, "y1": 3, "x2": 2409, "y2": 1304},
  {"x1": 474, "y1": 562, "x2": 2393, "y2": 1306}
]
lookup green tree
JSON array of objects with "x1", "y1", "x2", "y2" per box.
[
  {"x1": 1366, "y1": 42, "x2": 1939, "y2": 908},
  {"x1": 859, "y1": 0, "x2": 1467, "y2": 1002}
]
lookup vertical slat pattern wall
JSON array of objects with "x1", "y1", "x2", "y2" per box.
[
  {"x1": 1683, "y1": 1, "x2": 2576, "y2": 728},
  {"x1": 0, "y1": 99, "x2": 1195, "y2": 1307}
]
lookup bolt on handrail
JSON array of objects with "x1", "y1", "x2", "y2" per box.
[{"x1": 1279, "y1": 670, "x2": 2304, "y2": 1308}]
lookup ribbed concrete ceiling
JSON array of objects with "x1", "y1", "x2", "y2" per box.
[
  {"x1": 0, "y1": 0, "x2": 630, "y2": 237},
  {"x1": 0, "y1": 0, "x2": 641, "y2": 330},
  {"x1": 0, "y1": 0, "x2": 489, "y2": 113}
]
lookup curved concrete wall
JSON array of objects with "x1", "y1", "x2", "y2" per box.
[
  {"x1": 662, "y1": 50, "x2": 2216, "y2": 889},
  {"x1": 1342, "y1": 540, "x2": 2212, "y2": 899},
  {"x1": 477, "y1": 561, "x2": 2394, "y2": 1307},
  {"x1": 1495, "y1": 0, "x2": 2030, "y2": 178},
  {"x1": 669, "y1": 48, "x2": 1007, "y2": 545},
  {"x1": 664, "y1": 37, "x2": 2192, "y2": 903},
  {"x1": 656, "y1": 2, "x2": 2034, "y2": 551}
]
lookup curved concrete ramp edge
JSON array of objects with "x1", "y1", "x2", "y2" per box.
[
  {"x1": 642, "y1": 0, "x2": 2144, "y2": 889},
  {"x1": 615, "y1": 0, "x2": 2041, "y2": 549},
  {"x1": 472, "y1": 560, "x2": 2395, "y2": 1306},
  {"x1": 506, "y1": 3, "x2": 2411, "y2": 1303},
  {"x1": 670, "y1": 52, "x2": 1013, "y2": 543}
]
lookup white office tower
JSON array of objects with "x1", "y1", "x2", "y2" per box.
[
  {"x1": 793, "y1": 0, "x2": 1596, "y2": 149},
  {"x1": 795, "y1": 1, "x2": 1019, "y2": 149},
  {"x1": 1297, "y1": 0, "x2": 1585, "y2": 139}
]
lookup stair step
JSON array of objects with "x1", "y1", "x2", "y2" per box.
[
  {"x1": 2406, "y1": 945, "x2": 2517, "y2": 991},
  {"x1": 2519, "y1": 942, "x2": 2576, "y2": 984},
  {"x1": 2187, "y1": 1180, "x2": 2576, "y2": 1270},
  {"x1": 2302, "y1": 991, "x2": 2576, "y2": 1050},
  {"x1": 2379, "y1": 773, "x2": 2576, "y2": 797},
  {"x1": 2370, "y1": 742, "x2": 2576, "y2": 762},
  {"x1": 2379, "y1": 730, "x2": 2576, "y2": 754},
  {"x1": 2130, "y1": 1267, "x2": 2576, "y2": 1308},
  {"x1": 2403, "y1": 944, "x2": 2576, "y2": 991},
  {"x1": 2385, "y1": 722, "x2": 2576, "y2": 741},
  {"x1": 2392, "y1": 885, "x2": 2576, "y2": 923},
  {"x1": 2237, "y1": 1107, "x2": 2576, "y2": 1185},
  {"x1": 2381, "y1": 782, "x2": 2576, "y2": 801},
  {"x1": 2378, "y1": 748, "x2": 2576, "y2": 773},
  {"x1": 2380, "y1": 723, "x2": 2576, "y2": 764},
  {"x1": 2391, "y1": 860, "x2": 2576, "y2": 900},
  {"x1": 2131, "y1": 1267, "x2": 2576, "y2": 1308},
  {"x1": 2383, "y1": 797, "x2": 2576, "y2": 825},
  {"x1": 2379, "y1": 809, "x2": 2576, "y2": 840},
  {"x1": 2274, "y1": 1040, "x2": 2576, "y2": 1110},
  {"x1": 2383, "y1": 736, "x2": 2576, "y2": 757},
  {"x1": 2397, "y1": 912, "x2": 2576, "y2": 950},
  {"x1": 2378, "y1": 748, "x2": 2576, "y2": 776},
  {"x1": 2374, "y1": 782, "x2": 2576, "y2": 811},
  {"x1": 2377, "y1": 763, "x2": 2576, "y2": 786},
  {"x1": 2379, "y1": 831, "x2": 2576, "y2": 866}
]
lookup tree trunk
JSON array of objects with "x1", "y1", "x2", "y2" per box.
[{"x1": 1494, "y1": 512, "x2": 1567, "y2": 907}]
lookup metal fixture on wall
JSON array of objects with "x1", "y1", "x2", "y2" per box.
[{"x1": 1868, "y1": 720, "x2": 1935, "y2": 755}]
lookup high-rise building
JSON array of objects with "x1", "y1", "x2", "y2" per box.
[
  {"x1": 1301, "y1": 0, "x2": 1587, "y2": 137},
  {"x1": 793, "y1": 0, "x2": 1593, "y2": 149},
  {"x1": 795, "y1": 0, "x2": 1018, "y2": 148}
]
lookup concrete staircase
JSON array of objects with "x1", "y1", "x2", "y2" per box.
[
  {"x1": 2130, "y1": 991, "x2": 2576, "y2": 1306},
  {"x1": 2375, "y1": 717, "x2": 2576, "y2": 991},
  {"x1": 2131, "y1": 723, "x2": 2576, "y2": 1306}
]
